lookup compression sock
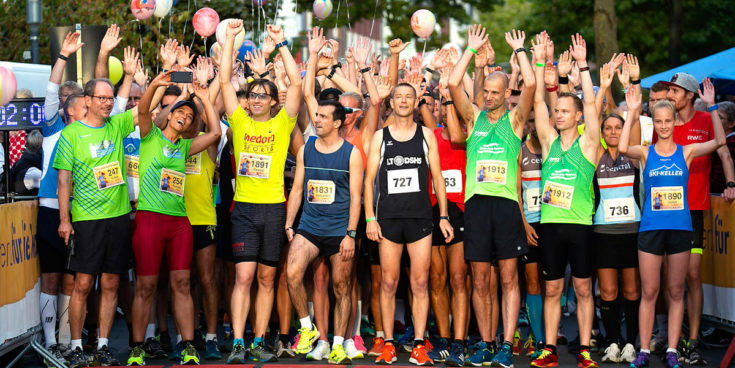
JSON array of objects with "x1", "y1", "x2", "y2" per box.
[
  {"x1": 41, "y1": 293, "x2": 58, "y2": 348},
  {"x1": 600, "y1": 298, "x2": 621, "y2": 344},
  {"x1": 526, "y1": 293, "x2": 545, "y2": 342},
  {"x1": 57, "y1": 293, "x2": 71, "y2": 345},
  {"x1": 624, "y1": 298, "x2": 641, "y2": 345}
]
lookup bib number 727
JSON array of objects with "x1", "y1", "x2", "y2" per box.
[{"x1": 387, "y1": 168, "x2": 420, "y2": 194}]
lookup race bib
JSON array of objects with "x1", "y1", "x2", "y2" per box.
[
  {"x1": 306, "y1": 180, "x2": 335, "y2": 204},
  {"x1": 237, "y1": 152, "x2": 271, "y2": 179},
  {"x1": 524, "y1": 188, "x2": 541, "y2": 213},
  {"x1": 603, "y1": 197, "x2": 636, "y2": 222},
  {"x1": 387, "y1": 168, "x2": 420, "y2": 194},
  {"x1": 93, "y1": 162, "x2": 124, "y2": 190},
  {"x1": 441, "y1": 169, "x2": 462, "y2": 194},
  {"x1": 160, "y1": 168, "x2": 185, "y2": 197},
  {"x1": 185, "y1": 153, "x2": 201, "y2": 175},
  {"x1": 476, "y1": 160, "x2": 507, "y2": 185},
  {"x1": 651, "y1": 186, "x2": 684, "y2": 211},
  {"x1": 124, "y1": 155, "x2": 139, "y2": 178},
  {"x1": 541, "y1": 181, "x2": 574, "y2": 210}
]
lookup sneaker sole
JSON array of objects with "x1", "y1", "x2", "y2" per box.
[
  {"x1": 409, "y1": 357, "x2": 434, "y2": 365},
  {"x1": 375, "y1": 357, "x2": 397, "y2": 364}
]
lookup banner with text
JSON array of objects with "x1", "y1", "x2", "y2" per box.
[
  {"x1": 701, "y1": 195, "x2": 735, "y2": 324},
  {"x1": 0, "y1": 200, "x2": 40, "y2": 343}
]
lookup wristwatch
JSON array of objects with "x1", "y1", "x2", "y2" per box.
[
  {"x1": 727, "y1": 181, "x2": 735, "y2": 188},
  {"x1": 346, "y1": 230, "x2": 357, "y2": 239}
]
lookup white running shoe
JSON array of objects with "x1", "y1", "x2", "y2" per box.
[
  {"x1": 601, "y1": 342, "x2": 621, "y2": 363},
  {"x1": 620, "y1": 343, "x2": 637, "y2": 363},
  {"x1": 306, "y1": 340, "x2": 331, "y2": 361},
  {"x1": 344, "y1": 339, "x2": 364, "y2": 359}
]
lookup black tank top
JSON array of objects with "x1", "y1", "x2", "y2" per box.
[{"x1": 376, "y1": 124, "x2": 431, "y2": 220}]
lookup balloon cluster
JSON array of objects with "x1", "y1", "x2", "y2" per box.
[
  {"x1": 130, "y1": 0, "x2": 172, "y2": 20},
  {"x1": 0, "y1": 66, "x2": 18, "y2": 106}
]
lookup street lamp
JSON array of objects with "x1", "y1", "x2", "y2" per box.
[{"x1": 27, "y1": 0, "x2": 42, "y2": 64}]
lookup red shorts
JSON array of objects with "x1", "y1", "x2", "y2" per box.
[{"x1": 133, "y1": 211, "x2": 193, "y2": 276}]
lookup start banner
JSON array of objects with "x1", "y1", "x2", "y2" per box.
[
  {"x1": 701, "y1": 195, "x2": 735, "y2": 324},
  {"x1": 0, "y1": 200, "x2": 40, "y2": 343}
]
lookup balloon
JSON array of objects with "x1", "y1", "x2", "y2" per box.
[
  {"x1": 193, "y1": 7, "x2": 219, "y2": 38},
  {"x1": 130, "y1": 0, "x2": 155, "y2": 20},
  {"x1": 252, "y1": 0, "x2": 267, "y2": 5},
  {"x1": 411, "y1": 9, "x2": 436, "y2": 39},
  {"x1": 313, "y1": 0, "x2": 333, "y2": 20},
  {"x1": 153, "y1": 0, "x2": 172, "y2": 18},
  {"x1": 216, "y1": 19, "x2": 245, "y2": 49},
  {"x1": 209, "y1": 43, "x2": 222, "y2": 59},
  {"x1": 0, "y1": 66, "x2": 18, "y2": 106},
  {"x1": 108, "y1": 56, "x2": 123, "y2": 85},
  {"x1": 238, "y1": 40, "x2": 256, "y2": 61}
]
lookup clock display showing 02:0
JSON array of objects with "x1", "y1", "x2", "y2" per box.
[{"x1": 0, "y1": 98, "x2": 46, "y2": 129}]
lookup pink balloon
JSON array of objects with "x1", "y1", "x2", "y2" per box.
[
  {"x1": 130, "y1": 0, "x2": 155, "y2": 21},
  {"x1": 193, "y1": 7, "x2": 220, "y2": 38},
  {"x1": 411, "y1": 9, "x2": 436, "y2": 39},
  {"x1": 0, "y1": 66, "x2": 18, "y2": 106}
]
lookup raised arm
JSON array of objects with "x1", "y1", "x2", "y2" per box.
[
  {"x1": 507, "y1": 30, "x2": 536, "y2": 137},
  {"x1": 531, "y1": 37, "x2": 556, "y2": 152},
  {"x1": 303, "y1": 26, "x2": 327, "y2": 124},
  {"x1": 595, "y1": 62, "x2": 613, "y2": 116},
  {"x1": 684, "y1": 78, "x2": 727, "y2": 162},
  {"x1": 114, "y1": 47, "x2": 138, "y2": 116},
  {"x1": 95, "y1": 24, "x2": 121, "y2": 79},
  {"x1": 619, "y1": 87, "x2": 645, "y2": 161},
  {"x1": 571, "y1": 34, "x2": 600, "y2": 161},
  {"x1": 439, "y1": 69, "x2": 465, "y2": 145},
  {"x1": 472, "y1": 42, "x2": 493, "y2": 107},
  {"x1": 220, "y1": 19, "x2": 244, "y2": 118},
  {"x1": 46, "y1": 32, "x2": 84, "y2": 121},
  {"x1": 449, "y1": 25, "x2": 486, "y2": 130},
  {"x1": 189, "y1": 82, "x2": 223, "y2": 155},
  {"x1": 138, "y1": 72, "x2": 173, "y2": 137},
  {"x1": 267, "y1": 24, "x2": 302, "y2": 117}
]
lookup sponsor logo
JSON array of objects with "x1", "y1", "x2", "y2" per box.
[
  {"x1": 549, "y1": 169, "x2": 577, "y2": 181},
  {"x1": 243, "y1": 133, "x2": 275, "y2": 144},
  {"x1": 162, "y1": 145, "x2": 183, "y2": 159},
  {"x1": 89, "y1": 140, "x2": 115, "y2": 158},
  {"x1": 478, "y1": 143, "x2": 504, "y2": 155},
  {"x1": 649, "y1": 163, "x2": 683, "y2": 177},
  {"x1": 599, "y1": 162, "x2": 633, "y2": 173},
  {"x1": 124, "y1": 142, "x2": 137, "y2": 155},
  {"x1": 387, "y1": 155, "x2": 422, "y2": 166},
  {"x1": 522, "y1": 156, "x2": 542, "y2": 166}
]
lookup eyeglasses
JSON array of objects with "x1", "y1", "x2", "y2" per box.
[
  {"x1": 249, "y1": 92, "x2": 271, "y2": 101},
  {"x1": 90, "y1": 95, "x2": 115, "y2": 103}
]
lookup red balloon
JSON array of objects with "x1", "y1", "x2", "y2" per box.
[{"x1": 193, "y1": 7, "x2": 220, "y2": 38}]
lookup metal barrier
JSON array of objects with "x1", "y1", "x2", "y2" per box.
[{"x1": 0, "y1": 324, "x2": 67, "y2": 367}]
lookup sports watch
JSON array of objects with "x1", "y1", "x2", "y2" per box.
[{"x1": 346, "y1": 230, "x2": 357, "y2": 239}]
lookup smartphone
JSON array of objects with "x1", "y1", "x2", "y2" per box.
[{"x1": 171, "y1": 71, "x2": 193, "y2": 83}]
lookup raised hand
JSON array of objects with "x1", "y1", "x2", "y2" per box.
[
  {"x1": 545, "y1": 35, "x2": 554, "y2": 63},
  {"x1": 389, "y1": 38, "x2": 410, "y2": 55},
  {"x1": 246, "y1": 49, "x2": 267, "y2": 76},
  {"x1": 379, "y1": 56, "x2": 390, "y2": 77},
  {"x1": 266, "y1": 24, "x2": 285, "y2": 44},
  {"x1": 569, "y1": 62, "x2": 580, "y2": 86},
  {"x1": 308, "y1": 26, "x2": 327, "y2": 56},
  {"x1": 557, "y1": 50, "x2": 572, "y2": 77},
  {"x1": 159, "y1": 38, "x2": 179, "y2": 69},
  {"x1": 100, "y1": 24, "x2": 121, "y2": 53},
  {"x1": 409, "y1": 54, "x2": 423, "y2": 74},
  {"x1": 176, "y1": 45, "x2": 195, "y2": 68},
  {"x1": 429, "y1": 49, "x2": 447, "y2": 70},
  {"x1": 698, "y1": 77, "x2": 716, "y2": 106},
  {"x1": 544, "y1": 63, "x2": 557, "y2": 87},
  {"x1": 438, "y1": 68, "x2": 451, "y2": 99},
  {"x1": 616, "y1": 61, "x2": 630, "y2": 88},
  {"x1": 194, "y1": 57, "x2": 212, "y2": 85},
  {"x1": 262, "y1": 35, "x2": 276, "y2": 57},
  {"x1": 530, "y1": 34, "x2": 547, "y2": 64},
  {"x1": 624, "y1": 54, "x2": 640, "y2": 81},
  {"x1": 192, "y1": 80, "x2": 209, "y2": 100},
  {"x1": 475, "y1": 41, "x2": 495, "y2": 68},
  {"x1": 406, "y1": 72, "x2": 424, "y2": 99},
  {"x1": 149, "y1": 70, "x2": 174, "y2": 89},
  {"x1": 123, "y1": 46, "x2": 139, "y2": 76},
  {"x1": 569, "y1": 33, "x2": 587, "y2": 62},
  {"x1": 608, "y1": 53, "x2": 625, "y2": 72},
  {"x1": 197, "y1": 56, "x2": 215, "y2": 80},
  {"x1": 625, "y1": 83, "x2": 642, "y2": 112},
  {"x1": 133, "y1": 61, "x2": 149, "y2": 86},
  {"x1": 327, "y1": 39, "x2": 340, "y2": 59},
  {"x1": 376, "y1": 76, "x2": 393, "y2": 100},
  {"x1": 226, "y1": 19, "x2": 244, "y2": 38},
  {"x1": 352, "y1": 37, "x2": 372, "y2": 69},
  {"x1": 371, "y1": 53, "x2": 381, "y2": 74},
  {"x1": 467, "y1": 24, "x2": 488, "y2": 51},
  {"x1": 60, "y1": 31, "x2": 84, "y2": 57},
  {"x1": 345, "y1": 48, "x2": 355, "y2": 65},
  {"x1": 509, "y1": 52, "x2": 520, "y2": 75},
  {"x1": 505, "y1": 29, "x2": 526, "y2": 50},
  {"x1": 446, "y1": 47, "x2": 460, "y2": 65},
  {"x1": 599, "y1": 63, "x2": 613, "y2": 89}
]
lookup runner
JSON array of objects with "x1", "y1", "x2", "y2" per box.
[
  {"x1": 528, "y1": 33, "x2": 600, "y2": 368},
  {"x1": 619, "y1": 79, "x2": 726, "y2": 368},
  {"x1": 285, "y1": 99, "x2": 363, "y2": 364},
  {"x1": 219, "y1": 19, "x2": 302, "y2": 363},
  {"x1": 364, "y1": 81, "x2": 454, "y2": 366},
  {"x1": 126, "y1": 69, "x2": 221, "y2": 366},
  {"x1": 448, "y1": 25, "x2": 535, "y2": 367},
  {"x1": 53, "y1": 46, "x2": 141, "y2": 368}
]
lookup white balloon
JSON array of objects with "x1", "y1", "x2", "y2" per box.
[
  {"x1": 313, "y1": 0, "x2": 333, "y2": 20},
  {"x1": 153, "y1": 0, "x2": 172, "y2": 18},
  {"x1": 216, "y1": 19, "x2": 245, "y2": 49}
]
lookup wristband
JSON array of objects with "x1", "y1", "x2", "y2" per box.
[
  {"x1": 439, "y1": 216, "x2": 450, "y2": 221},
  {"x1": 514, "y1": 47, "x2": 526, "y2": 54},
  {"x1": 246, "y1": 76, "x2": 255, "y2": 83},
  {"x1": 285, "y1": 227, "x2": 293, "y2": 232},
  {"x1": 359, "y1": 66, "x2": 371, "y2": 74},
  {"x1": 259, "y1": 72, "x2": 269, "y2": 78},
  {"x1": 631, "y1": 79, "x2": 641, "y2": 85},
  {"x1": 58, "y1": 54, "x2": 68, "y2": 61},
  {"x1": 546, "y1": 85, "x2": 558, "y2": 92},
  {"x1": 363, "y1": 93, "x2": 370, "y2": 99},
  {"x1": 467, "y1": 47, "x2": 477, "y2": 55},
  {"x1": 327, "y1": 67, "x2": 336, "y2": 79},
  {"x1": 727, "y1": 181, "x2": 735, "y2": 188},
  {"x1": 424, "y1": 67, "x2": 435, "y2": 74},
  {"x1": 366, "y1": 216, "x2": 376, "y2": 223},
  {"x1": 579, "y1": 66, "x2": 590, "y2": 72},
  {"x1": 442, "y1": 100, "x2": 454, "y2": 106},
  {"x1": 510, "y1": 89, "x2": 521, "y2": 96},
  {"x1": 707, "y1": 104, "x2": 719, "y2": 112},
  {"x1": 418, "y1": 99, "x2": 427, "y2": 107},
  {"x1": 558, "y1": 75, "x2": 569, "y2": 84},
  {"x1": 536, "y1": 62, "x2": 545, "y2": 67},
  {"x1": 488, "y1": 63, "x2": 497, "y2": 68},
  {"x1": 275, "y1": 40, "x2": 289, "y2": 49}
]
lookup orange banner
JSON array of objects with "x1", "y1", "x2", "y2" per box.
[{"x1": 0, "y1": 200, "x2": 40, "y2": 306}]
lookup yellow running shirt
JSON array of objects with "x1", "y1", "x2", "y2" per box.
[
  {"x1": 184, "y1": 134, "x2": 217, "y2": 225},
  {"x1": 229, "y1": 106, "x2": 297, "y2": 203}
]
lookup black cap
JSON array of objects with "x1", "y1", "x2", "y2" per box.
[
  {"x1": 319, "y1": 88, "x2": 342, "y2": 102},
  {"x1": 169, "y1": 100, "x2": 198, "y2": 122}
]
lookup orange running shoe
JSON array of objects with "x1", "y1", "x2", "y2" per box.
[
  {"x1": 577, "y1": 350, "x2": 599, "y2": 368},
  {"x1": 375, "y1": 342, "x2": 397, "y2": 365},
  {"x1": 368, "y1": 337, "x2": 385, "y2": 357},
  {"x1": 409, "y1": 344, "x2": 433, "y2": 366},
  {"x1": 424, "y1": 339, "x2": 434, "y2": 352},
  {"x1": 531, "y1": 347, "x2": 558, "y2": 367}
]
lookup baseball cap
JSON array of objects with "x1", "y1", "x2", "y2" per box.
[
  {"x1": 319, "y1": 88, "x2": 343, "y2": 102},
  {"x1": 170, "y1": 100, "x2": 198, "y2": 122},
  {"x1": 661, "y1": 72, "x2": 699, "y2": 93}
]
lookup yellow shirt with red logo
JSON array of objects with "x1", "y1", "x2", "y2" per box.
[{"x1": 229, "y1": 106, "x2": 297, "y2": 203}]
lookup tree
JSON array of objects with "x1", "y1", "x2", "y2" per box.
[{"x1": 593, "y1": 0, "x2": 618, "y2": 70}]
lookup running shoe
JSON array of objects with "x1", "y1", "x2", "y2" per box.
[
  {"x1": 425, "y1": 338, "x2": 434, "y2": 352},
  {"x1": 295, "y1": 323, "x2": 320, "y2": 354},
  {"x1": 361, "y1": 318, "x2": 376, "y2": 336},
  {"x1": 650, "y1": 334, "x2": 667, "y2": 354},
  {"x1": 465, "y1": 341, "x2": 494, "y2": 366},
  {"x1": 375, "y1": 342, "x2": 397, "y2": 364},
  {"x1": 249, "y1": 341, "x2": 277, "y2": 362},
  {"x1": 687, "y1": 339, "x2": 707, "y2": 365},
  {"x1": 524, "y1": 334, "x2": 536, "y2": 356},
  {"x1": 398, "y1": 326, "x2": 414, "y2": 353},
  {"x1": 427, "y1": 338, "x2": 448, "y2": 362},
  {"x1": 676, "y1": 337, "x2": 689, "y2": 362},
  {"x1": 95, "y1": 345, "x2": 119, "y2": 366},
  {"x1": 127, "y1": 345, "x2": 146, "y2": 366},
  {"x1": 169, "y1": 341, "x2": 183, "y2": 361},
  {"x1": 157, "y1": 330, "x2": 173, "y2": 353},
  {"x1": 193, "y1": 329, "x2": 206, "y2": 351},
  {"x1": 353, "y1": 335, "x2": 368, "y2": 354},
  {"x1": 557, "y1": 325, "x2": 568, "y2": 345},
  {"x1": 490, "y1": 342, "x2": 513, "y2": 368},
  {"x1": 409, "y1": 344, "x2": 433, "y2": 366},
  {"x1": 142, "y1": 337, "x2": 166, "y2": 359},
  {"x1": 518, "y1": 308, "x2": 530, "y2": 326},
  {"x1": 369, "y1": 337, "x2": 386, "y2": 356},
  {"x1": 620, "y1": 343, "x2": 636, "y2": 363},
  {"x1": 291, "y1": 333, "x2": 300, "y2": 350},
  {"x1": 204, "y1": 339, "x2": 222, "y2": 360},
  {"x1": 344, "y1": 339, "x2": 364, "y2": 359},
  {"x1": 512, "y1": 331, "x2": 522, "y2": 355},
  {"x1": 181, "y1": 342, "x2": 200, "y2": 365},
  {"x1": 43, "y1": 344, "x2": 67, "y2": 367},
  {"x1": 629, "y1": 351, "x2": 649, "y2": 368},
  {"x1": 226, "y1": 343, "x2": 246, "y2": 364},
  {"x1": 530, "y1": 348, "x2": 558, "y2": 367},
  {"x1": 530, "y1": 341, "x2": 545, "y2": 359},
  {"x1": 306, "y1": 340, "x2": 331, "y2": 361},
  {"x1": 601, "y1": 342, "x2": 621, "y2": 363},
  {"x1": 328, "y1": 344, "x2": 351, "y2": 364},
  {"x1": 67, "y1": 347, "x2": 87, "y2": 368},
  {"x1": 275, "y1": 338, "x2": 295, "y2": 358},
  {"x1": 665, "y1": 351, "x2": 683, "y2": 368},
  {"x1": 577, "y1": 350, "x2": 598, "y2": 368},
  {"x1": 444, "y1": 341, "x2": 465, "y2": 366}
]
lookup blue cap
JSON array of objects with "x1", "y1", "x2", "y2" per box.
[{"x1": 169, "y1": 100, "x2": 198, "y2": 122}]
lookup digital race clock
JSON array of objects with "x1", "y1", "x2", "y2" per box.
[{"x1": 0, "y1": 98, "x2": 46, "y2": 130}]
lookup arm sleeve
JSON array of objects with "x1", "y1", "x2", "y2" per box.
[
  {"x1": 111, "y1": 96, "x2": 129, "y2": 116},
  {"x1": 45, "y1": 82, "x2": 60, "y2": 121}
]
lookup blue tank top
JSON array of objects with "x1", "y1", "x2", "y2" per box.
[
  {"x1": 298, "y1": 138, "x2": 354, "y2": 237},
  {"x1": 593, "y1": 151, "x2": 641, "y2": 233},
  {"x1": 639, "y1": 144, "x2": 691, "y2": 232},
  {"x1": 38, "y1": 114, "x2": 65, "y2": 203}
]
